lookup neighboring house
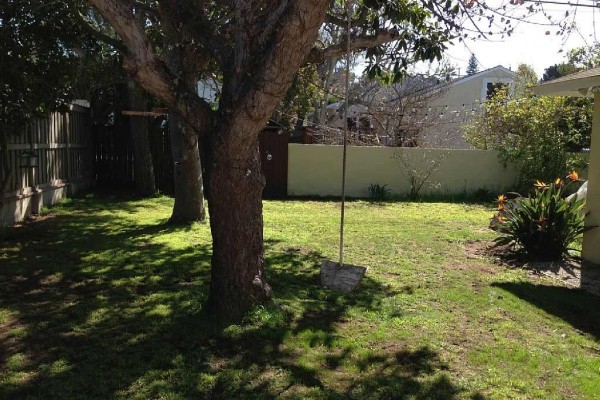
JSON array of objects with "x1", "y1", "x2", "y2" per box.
[
  {"x1": 311, "y1": 66, "x2": 516, "y2": 149},
  {"x1": 420, "y1": 65, "x2": 517, "y2": 149},
  {"x1": 315, "y1": 75, "x2": 443, "y2": 146}
]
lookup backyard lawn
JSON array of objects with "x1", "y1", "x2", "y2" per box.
[{"x1": 0, "y1": 196, "x2": 599, "y2": 399}]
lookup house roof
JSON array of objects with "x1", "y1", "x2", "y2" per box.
[
  {"x1": 448, "y1": 65, "x2": 517, "y2": 88},
  {"x1": 533, "y1": 67, "x2": 600, "y2": 97}
]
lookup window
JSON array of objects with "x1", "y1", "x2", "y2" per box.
[
  {"x1": 481, "y1": 77, "x2": 513, "y2": 101},
  {"x1": 486, "y1": 82, "x2": 507, "y2": 99}
]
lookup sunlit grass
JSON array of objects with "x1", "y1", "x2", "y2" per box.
[{"x1": 0, "y1": 195, "x2": 598, "y2": 399}]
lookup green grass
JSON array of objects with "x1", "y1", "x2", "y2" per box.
[{"x1": 0, "y1": 195, "x2": 599, "y2": 399}]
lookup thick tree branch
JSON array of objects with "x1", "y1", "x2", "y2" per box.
[
  {"x1": 306, "y1": 28, "x2": 402, "y2": 64},
  {"x1": 257, "y1": 0, "x2": 289, "y2": 47},
  {"x1": 87, "y1": 0, "x2": 214, "y2": 135},
  {"x1": 87, "y1": 0, "x2": 173, "y2": 98},
  {"x1": 223, "y1": 0, "x2": 328, "y2": 145},
  {"x1": 72, "y1": 7, "x2": 127, "y2": 53}
]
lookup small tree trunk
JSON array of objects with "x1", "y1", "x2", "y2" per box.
[
  {"x1": 205, "y1": 131, "x2": 271, "y2": 321},
  {"x1": 168, "y1": 110, "x2": 206, "y2": 223},
  {"x1": 127, "y1": 79, "x2": 157, "y2": 197},
  {"x1": 0, "y1": 129, "x2": 12, "y2": 208}
]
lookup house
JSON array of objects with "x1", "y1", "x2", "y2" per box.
[
  {"x1": 312, "y1": 75, "x2": 444, "y2": 146},
  {"x1": 310, "y1": 66, "x2": 516, "y2": 149},
  {"x1": 419, "y1": 65, "x2": 517, "y2": 149}
]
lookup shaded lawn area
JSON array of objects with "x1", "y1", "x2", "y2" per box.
[{"x1": 0, "y1": 196, "x2": 599, "y2": 400}]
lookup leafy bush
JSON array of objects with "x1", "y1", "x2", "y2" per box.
[
  {"x1": 471, "y1": 187, "x2": 493, "y2": 203},
  {"x1": 464, "y1": 88, "x2": 592, "y2": 192},
  {"x1": 491, "y1": 172, "x2": 589, "y2": 261},
  {"x1": 368, "y1": 184, "x2": 390, "y2": 202}
]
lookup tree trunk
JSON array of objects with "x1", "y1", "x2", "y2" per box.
[
  {"x1": 0, "y1": 129, "x2": 12, "y2": 208},
  {"x1": 168, "y1": 109, "x2": 206, "y2": 223},
  {"x1": 127, "y1": 79, "x2": 157, "y2": 197},
  {"x1": 205, "y1": 130, "x2": 271, "y2": 321},
  {"x1": 87, "y1": 0, "x2": 329, "y2": 321}
]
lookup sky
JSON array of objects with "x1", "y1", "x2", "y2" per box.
[{"x1": 439, "y1": 1, "x2": 599, "y2": 78}]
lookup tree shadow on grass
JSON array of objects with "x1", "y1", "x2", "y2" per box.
[
  {"x1": 492, "y1": 282, "x2": 600, "y2": 341},
  {"x1": 1, "y1": 197, "x2": 483, "y2": 399}
]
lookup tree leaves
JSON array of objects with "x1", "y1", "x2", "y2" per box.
[{"x1": 0, "y1": 0, "x2": 85, "y2": 133}]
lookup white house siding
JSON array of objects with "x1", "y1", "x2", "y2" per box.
[{"x1": 420, "y1": 67, "x2": 516, "y2": 149}]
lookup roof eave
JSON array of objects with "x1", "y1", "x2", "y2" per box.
[{"x1": 533, "y1": 76, "x2": 600, "y2": 98}]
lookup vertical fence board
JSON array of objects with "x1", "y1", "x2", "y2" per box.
[{"x1": 3, "y1": 106, "x2": 92, "y2": 195}]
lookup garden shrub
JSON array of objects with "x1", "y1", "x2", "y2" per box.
[
  {"x1": 464, "y1": 89, "x2": 592, "y2": 193},
  {"x1": 491, "y1": 172, "x2": 590, "y2": 261},
  {"x1": 368, "y1": 183, "x2": 390, "y2": 202}
]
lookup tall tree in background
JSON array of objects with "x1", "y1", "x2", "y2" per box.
[
  {"x1": 541, "y1": 63, "x2": 578, "y2": 82},
  {"x1": 511, "y1": 63, "x2": 538, "y2": 98},
  {"x1": 466, "y1": 53, "x2": 479, "y2": 76}
]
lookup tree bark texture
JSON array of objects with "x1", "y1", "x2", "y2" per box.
[
  {"x1": 205, "y1": 131, "x2": 270, "y2": 320},
  {"x1": 168, "y1": 109, "x2": 206, "y2": 223},
  {"x1": 127, "y1": 79, "x2": 157, "y2": 197},
  {"x1": 203, "y1": 1, "x2": 328, "y2": 320}
]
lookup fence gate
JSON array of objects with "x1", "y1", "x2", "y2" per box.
[
  {"x1": 93, "y1": 119, "x2": 174, "y2": 193},
  {"x1": 259, "y1": 127, "x2": 288, "y2": 198},
  {"x1": 93, "y1": 124, "x2": 287, "y2": 198}
]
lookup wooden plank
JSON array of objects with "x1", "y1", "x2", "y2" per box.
[
  {"x1": 122, "y1": 110, "x2": 168, "y2": 117},
  {"x1": 7, "y1": 143, "x2": 90, "y2": 150}
]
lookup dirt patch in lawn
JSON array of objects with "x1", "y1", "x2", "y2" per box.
[{"x1": 463, "y1": 240, "x2": 600, "y2": 296}]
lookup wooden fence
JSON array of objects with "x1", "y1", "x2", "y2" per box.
[
  {"x1": 1, "y1": 104, "x2": 93, "y2": 225},
  {"x1": 92, "y1": 118, "x2": 174, "y2": 194},
  {"x1": 92, "y1": 123, "x2": 288, "y2": 197}
]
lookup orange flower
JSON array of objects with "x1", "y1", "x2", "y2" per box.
[
  {"x1": 555, "y1": 178, "x2": 563, "y2": 187},
  {"x1": 567, "y1": 171, "x2": 579, "y2": 182},
  {"x1": 497, "y1": 215, "x2": 505, "y2": 223},
  {"x1": 534, "y1": 180, "x2": 549, "y2": 190},
  {"x1": 497, "y1": 194, "x2": 507, "y2": 203},
  {"x1": 498, "y1": 203, "x2": 505, "y2": 211}
]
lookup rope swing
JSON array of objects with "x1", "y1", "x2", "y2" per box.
[
  {"x1": 338, "y1": 0, "x2": 351, "y2": 268},
  {"x1": 320, "y1": 0, "x2": 367, "y2": 292}
]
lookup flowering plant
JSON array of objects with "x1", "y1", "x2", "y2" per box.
[{"x1": 491, "y1": 172, "x2": 591, "y2": 261}]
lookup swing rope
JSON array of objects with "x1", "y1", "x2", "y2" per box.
[{"x1": 338, "y1": 0, "x2": 351, "y2": 268}]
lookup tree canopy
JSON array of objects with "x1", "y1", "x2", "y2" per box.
[{"x1": 0, "y1": 0, "x2": 85, "y2": 131}]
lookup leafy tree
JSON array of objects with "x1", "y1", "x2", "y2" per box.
[
  {"x1": 464, "y1": 88, "x2": 591, "y2": 191},
  {"x1": 0, "y1": 0, "x2": 84, "y2": 205},
  {"x1": 541, "y1": 63, "x2": 578, "y2": 82},
  {"x1": 510, "y1": 63, "x2": 537, "y2": 98},
  {"x1": 274, "y1": 65, "x2": 324, "y2": 129},
  {"x1": 77, "y1": 0, "x2": 465, "y2": 321},
  {"x1": 466, "y1": 53, "x2": 479, "y2": 76},
  {"x1": 566, "y1": 42, "x2": 600, "y2": 70},
  {"x1": 538, "y1": 45, "x2": 597, "y2": 150}
]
